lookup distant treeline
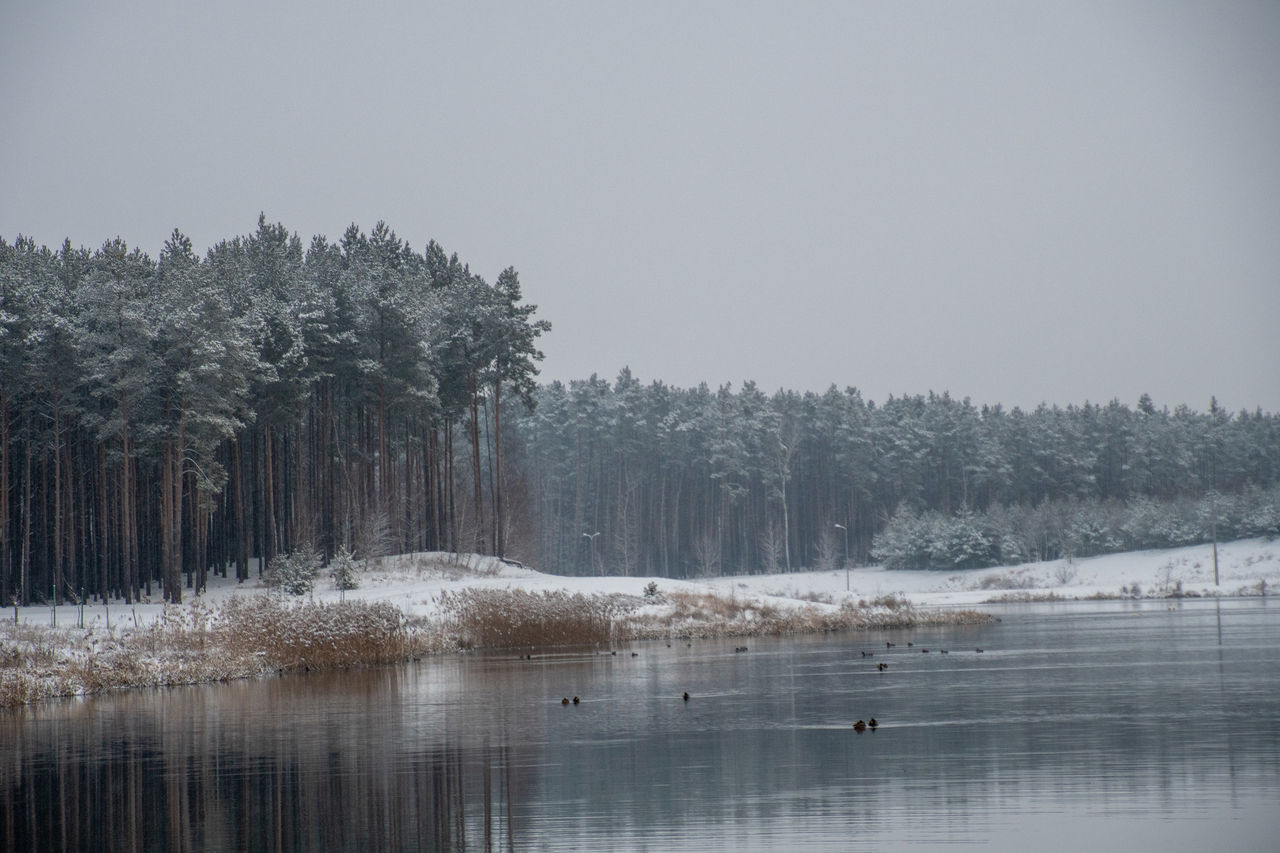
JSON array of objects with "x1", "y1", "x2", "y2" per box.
[
  {"x1": 871, "y1": 487, "x2": 1280, "y2": 572},
  {"x1": 508, "y1": 374, "x2": 1279, "y2": 576},
  {"x1": 4, "y1": 222, "x2": 1278, "y2": 605},
  {"x1": 0, "y1": 218, "x2": 548, "y2": 605}
]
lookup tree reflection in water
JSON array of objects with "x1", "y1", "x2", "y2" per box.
[{"x1": 2, "y1": 666, "x2": 530, "y2": 853}]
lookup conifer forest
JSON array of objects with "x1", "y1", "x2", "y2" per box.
[{"x1": 2, "y1": 219, "x2": 1278, "y2": 606}]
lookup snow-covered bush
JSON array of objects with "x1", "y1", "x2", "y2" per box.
[
  {"x1": 1238, "y1": 491, "x2": 1280, "y2": 539},
  {"x1": 872, "y1": 506, "x2": 998, "y2": 570},
  {"x1": 265, "y1": 546, "x2": 321, "y2": 596},
  {"x1": 936, "y1": 509, "x2": 998, "y2": 569},
  {"x1": 870, "y1": 506, "x2": 930, "y2": 570},
  {"x1": 1061, "y1": 500, "x2": 1124, "y2": 557}
]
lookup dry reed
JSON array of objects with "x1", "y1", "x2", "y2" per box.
[
  {"x1": 0, "y1": 597, "x2": 447, "y2": 709},
  {"x1": 438, "y1": 588, "x2": 626, "y2": 648},
  {"x1": 621, "y1": 589, "x2": 992, "y2": 640}
]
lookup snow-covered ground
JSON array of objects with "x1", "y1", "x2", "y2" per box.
[{"x1": 14, "y1": 538, "x2": 1278, "y2": 630}]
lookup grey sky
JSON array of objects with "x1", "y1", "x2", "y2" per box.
[{"x1": 4, "y1": 1, "x2": 1278, "y2": 412}]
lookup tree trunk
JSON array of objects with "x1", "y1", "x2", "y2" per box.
[
  {"x1": 0, "y1": 391, "x2": 9, "y2": 605},
  {"x1": 263, "y1": 423, "x2": 277, "y2": 563},
  {"x1": 52, "y1": 403, "x2": 63, "y2": 604},
  {"x1": 233, "y1": 436, "x2": 248, "y2": 581},
  {"x1": 162, "y1": 439, "x2": 183, "y2": 603},
  {"x1": 21, "y1": 428, "x2": 33, "y2": 605},
  {"x1": 469, "y1": 376, "x2": 485, "y2": 553},
  {"x1": 97, "y1": 444, "x2": 109, "y2": 602},
  {"x1": 492, "y1": 384, "x2": 505, "y2": 557}
]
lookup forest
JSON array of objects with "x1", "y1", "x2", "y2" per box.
[
  {"x1": 3, "y1": 219, "x2": 1278, "y2": 605},
  {"x1": 511, "y1": 376, "x2": 1279, "y2": 576},
  {"x1": 1, "y1": 218, "x2": 547, "y2": 606}
]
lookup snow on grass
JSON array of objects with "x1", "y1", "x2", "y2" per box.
[
  {"x1": 1, "y1": 596, "x2": 445, "y2": 709},
  {"x1": 708, "y1": 537, "x2": 1278, "y2": 609},
  {"x1": 2, "y1": 538, "x2": 1275, "y2": 708}
]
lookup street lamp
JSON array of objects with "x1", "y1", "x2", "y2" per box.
[
  {"x1": 833, "y1": 523, "x2": 849, "y2": 591},
  {"x1": 583, "y1": 531, "x2": 601, "y2": 576}
]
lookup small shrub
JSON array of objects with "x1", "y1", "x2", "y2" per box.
[
  {"x1": 975, "y1": 571, "x2": 1036, "y2": 591},
  {"x1": 330, "y1": 546, "x2": 361, "y2": 594},
  {"x1": 778, "y1": 588, "x2": 835, "y2": 605},
  {"x1": 266, "y1": 546, "x2": 321, "y2": 596},
  {"x1": 869, "y1": 594, "x2": 909, "y2": 612}
]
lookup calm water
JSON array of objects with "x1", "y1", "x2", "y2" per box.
[{"x1": 3, "y1": 599, "x2": 1279, "y2": 852}]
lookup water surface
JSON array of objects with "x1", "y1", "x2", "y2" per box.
[{"x1": 3, "y1": 599, "x2": 1278, "y2": 851}]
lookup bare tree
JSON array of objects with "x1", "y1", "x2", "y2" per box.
[
  {"x1": 693, "y1": 531, "x2": 721, "y2": 578},
  {"x1": 813, "y1": 525, "x2": 840, "y2": 572},
  {"x1": 758, "y1": 521, "x2": 785, "y2": 574}
]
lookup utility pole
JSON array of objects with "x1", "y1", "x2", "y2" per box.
[
  {"x1": 583, "y1": 531, "x2": 601, "y2": 576},
  {"x1": 834, "y1": 523, "x2": 849, "y2": 591}
]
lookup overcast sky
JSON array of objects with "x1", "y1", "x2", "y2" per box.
[{"x1": 4, "y1": 1, "x2": 1277, "y2": 413}]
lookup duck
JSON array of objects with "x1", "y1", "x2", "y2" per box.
[
  {"x1": 572, "y1": 696, "x2": 581, "y2": 705},
  {"x1": 853, "y1": 720, "x2": 867, "y2": 732},
  {"x1": 868, "y1": 718, "x2": 878, "y2": 729},
  {"x1": 682, "y1": 692, "x2": 690, "y2": 701},
  {"x1": 861, "y1": 650, "x2": 874, "y2": 657},
  {"x1": 885, "y1": 642, "x2": 895, "y2": 648},
  {"x1": 561, "y1": 697, "x2": 570, "y2": 705},
  {"x1": 975, "y1": 648, "x2": 984, "y2": 653},
  {"x1": 907, "y1": 641, "x2": 914, "y2": 647},
  {"x1": 877, "y1": 662, "x2": 888, "y2": 671}
]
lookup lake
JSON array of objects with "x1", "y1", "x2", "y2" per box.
[{"x1": 3, "y1": 599, "x2": 1278, "y2": 851}]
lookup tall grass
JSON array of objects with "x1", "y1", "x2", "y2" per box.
[
  {"x1": 217, "y1": 598, "x2": 412, "y2": 669},
  {"x1": 438, "y1": 588, "x2": 623, "y2": 648},
  {"x1": 622, "y1": 590, "x2": 992, "y2": 640},
  {"x1": 0, "y1": 598, "x2": 447, "y2": 709}
]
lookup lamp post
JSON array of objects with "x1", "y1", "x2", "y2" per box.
[
  {"x1": 583, "y1": 531, "x2": 601, "y2": 576},
  {"x1": 833, "y1": 523, "x2": 849, "y2": 591}
]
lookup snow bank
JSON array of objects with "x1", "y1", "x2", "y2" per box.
[{"x1": 8, "y1": 538, "x2": 1277, "y2": 632}]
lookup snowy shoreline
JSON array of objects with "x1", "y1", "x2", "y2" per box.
[
  {"x1": 2, "y1": 539, "x2": 1275, "y2": 709},
  {"x1": 15, "y1": 537, "x2": 1276, "y2": 630}
]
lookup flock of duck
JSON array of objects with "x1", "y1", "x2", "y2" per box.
[
  {"x1": 877, "y1": 641, "x2": 985, "y2": 654},
  {"x1": 556, "y1": 639, "x2": 993, "y2": 733},
  {"x1": 861, "y1": 641, "x2": 986, "y2": 672}
]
